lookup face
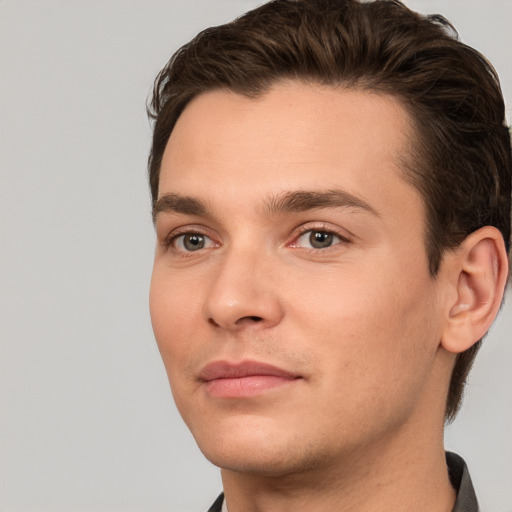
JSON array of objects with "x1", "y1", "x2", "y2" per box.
[{"x1": 150, "y1": 82, "x2": 449, "y2": 477}]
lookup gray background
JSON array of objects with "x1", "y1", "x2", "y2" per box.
[{"x1": 0, "y1": 1, "x2": 510, "y2": 511}]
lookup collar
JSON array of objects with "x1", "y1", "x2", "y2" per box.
[{"x1": 446, "y1": 452, "x2": 479, "y2": 512}]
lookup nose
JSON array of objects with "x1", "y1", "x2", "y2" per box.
[{"x1": 204, "y1": 248, "x2": 284, "y2": 331}]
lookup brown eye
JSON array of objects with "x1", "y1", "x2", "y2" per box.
[
  {"x1": 309, "y1": 231, "x2": 335, "y2": 249},
  {"x1": 184, "y1": 234, "x2": 205, "y2": 251},
  {"x1": 174, "y1": 233, "x2": 213, "y2": 252},
  {"x1": 295, "y1": 229, "x2": 341, "y2": 249}
]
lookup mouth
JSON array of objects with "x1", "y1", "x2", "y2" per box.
[{"x1": 199, "y1": 360, "x2": 302, "y2": 398}]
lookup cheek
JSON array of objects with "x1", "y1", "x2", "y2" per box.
[
  {"x1": 149, "y1": 268, "x2": 204, "y2": 368},
  {"x1": 291, "y1": 260, "x2": 439, "y2": 400},
  {"x1": 149, "y1": 268, "x2": 211, "y2": 421}
]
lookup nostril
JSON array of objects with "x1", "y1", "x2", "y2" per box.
[
  {"x1": 240, "y1": 316, "x2": 264, "y2": 323},
  {"x1": 208, "y1": 318, "x2": 220, "y2": 327},
  {"x1": 208, "y1": 315, "x2": 264, "y2": 328}
]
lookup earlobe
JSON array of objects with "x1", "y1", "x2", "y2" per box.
[{"x1": 441, "y1": 226, "x2": 509, "y2": 354}]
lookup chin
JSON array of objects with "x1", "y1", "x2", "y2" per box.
[
  {"x1": 191, "y1": 421, "x2": 332, "y2": 478},
  {"x1": 189, "y1": 418, "x2": 303, "y2": 475},
  {"x1": 201, "y1": 444, "x2": 310, "y2": 477}
]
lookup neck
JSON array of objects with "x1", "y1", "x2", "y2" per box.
[{"x1": 221, "y1": 399, "x2": 455, "y2": 512}]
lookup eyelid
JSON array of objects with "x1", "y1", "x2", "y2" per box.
[
  {"x1": 161, "y1": 224, "x2": 220, "y2": 249},
  {"x1": 158, "y1": 221, "x2": 353, "y2": 253},
  {"x1": 288, "y1": 222, "x2": 353, "y2": 246}
]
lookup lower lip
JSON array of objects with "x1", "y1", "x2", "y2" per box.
[{"x1": 204, "y1": 375, "x2": 299, "y2": 398}]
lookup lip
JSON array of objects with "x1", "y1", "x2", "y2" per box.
[{"x1": 199, "y1": 360, "x2": 301, "y2": 398}]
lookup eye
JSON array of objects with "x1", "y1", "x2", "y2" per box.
[
  {"x1": 295, "y1": 229, "x2": 343, "y2": 249},
  {"x1": 173, "y1": 232, "x2": 216, "y2": 252}
]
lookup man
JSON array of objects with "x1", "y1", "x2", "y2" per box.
[{"x1": 147, "y1": 1, "x2": 511, "y2": 511}]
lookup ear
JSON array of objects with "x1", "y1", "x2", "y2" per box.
[{"x1": 441, "y1": 226, "x2": 509, "y2": 354}]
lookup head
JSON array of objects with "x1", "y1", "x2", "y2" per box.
[{"x1": 148, "y1": 0, "x2": 510, "y2": 436}]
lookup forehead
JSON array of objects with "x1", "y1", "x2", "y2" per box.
[{"x1": 159, "y1": 82, "x2": 422, "y2": 223}]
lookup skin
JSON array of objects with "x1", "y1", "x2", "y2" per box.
[{"x1": 150, "y1": 82, "x2": 470, "y2": 511}]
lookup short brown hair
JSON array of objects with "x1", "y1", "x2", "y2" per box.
[{"x1": 147, "y1": 0, "x2": 511, "y2": 421}]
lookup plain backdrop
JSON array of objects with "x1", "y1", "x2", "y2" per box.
[{"x1": 0, "y1": 1, "x2": 511, "y2": 511}]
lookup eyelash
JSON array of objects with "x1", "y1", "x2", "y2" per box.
[
  {"x1": 290, "y1": 224, "x2": 352, "y2": 250},
  {"x1": 162, "y1": 226, "x2": 216, "y2": 250},
  {"x1": 161, "y1": 223, "x2": 352, "y2": 254}
]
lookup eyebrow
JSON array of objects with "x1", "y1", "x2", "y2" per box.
[
  {"x1": 264, "y1": 189, "x2": 380, "y2": 217},
  {"x1": 152, "y1": 188, "x2": 379, "y2": 222},
  {"x1": 152, "y1": 193, "x2": 208, "y2": 222}
]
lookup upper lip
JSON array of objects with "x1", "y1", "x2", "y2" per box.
[{"x1": 199, "y1": 360, "x2": 299, "y2": 381}]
